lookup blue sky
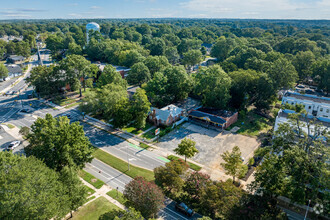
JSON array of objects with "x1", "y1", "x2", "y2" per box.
[{"x1": 0, "y1": 0, "x2": 329, "y2": 20}]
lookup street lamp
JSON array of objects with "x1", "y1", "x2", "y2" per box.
[{"x1": 304, "y1": 200, "x2": 311, "y2": 220}]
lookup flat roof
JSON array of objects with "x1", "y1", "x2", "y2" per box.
[{"x1": 283, "y1": 91, "x2": 330, "y2": 105}]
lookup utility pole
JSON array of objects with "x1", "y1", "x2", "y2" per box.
[{"x1": 304, "y1": 200, "x2": 311, "y2": 220}]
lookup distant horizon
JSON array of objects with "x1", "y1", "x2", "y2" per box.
[
  {"x1": 0, "y1": 0, "x2": 329, "y2": 20},
  {"x1": 0, "y1": 17, "x2": 329, "y2": 21}
]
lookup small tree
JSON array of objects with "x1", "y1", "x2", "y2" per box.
[
  {"x1": 124, "y1": 177, "x2": 164, "y2": 218},
  {"x1": 221, "y1": 146, "x2": 248, "y2": 183},
  {"x1": 0, "y1": 63, "x2": 8, "y2": 79},
  {"x1": 99, "y1": 207, "x2": 144, "y2": 220},
  {"x1": 19, "y1": 126, "x2": 30, "y2": 138},
  {"x1": 174, "y1": 138, "x2": 198, "y2": 162}
]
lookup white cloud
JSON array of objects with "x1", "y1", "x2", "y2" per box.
[
  {"x1": 90, "y1": 6, "x2": 100, "y2": 9},
  {"x1": 181, "y1": 0, "x2": 330, "y2": 19}
]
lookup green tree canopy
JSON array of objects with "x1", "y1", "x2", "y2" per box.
[
  {"x1": 194, "y1": 65, "x2": 232, "y2": 109},
  {"x1": 25, "y1": 114, "x2": 93, "y2": 171},
  {"x1": 174, "y1": 138, "x2": 199, "y2": 162},
  {"x1": 97, "y1": 65, "x2": 127, "y2": 88},
  {"x1": 221, "y1": 146, "x2": 248, "y2": 183},
  {"x1": 126, "y1": 62, "x2": 151, "y2": 86},
  {"x1": 0, "y1": 152, "x2": 67, "y2": 219},
  {"x1": 0, "y1": 63, "x2": 9, "y2": 78},
  {"x1": 130, "y1": 88, "x2": 151, "y2": 129}
]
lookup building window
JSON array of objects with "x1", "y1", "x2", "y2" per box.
[
  {"x1": 291, "y1": 102, "x2": 294, "y2": 105},
  {"x1": 326, "y1": 109, "x2": 329, "y2": 113},
  {"x1": 308, "y1": 106, "x2": 311, "y2": 109},
  {"x1": 320, "y1": 108, "x2": 323, "y2": 112}
]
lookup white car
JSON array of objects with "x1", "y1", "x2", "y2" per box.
[{"x1": 7, "y1": 141, "x2": 21, "y2": 150}]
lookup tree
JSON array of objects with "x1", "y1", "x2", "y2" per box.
[
  {"x1": 97, "y1": 65, "x2": 127, "y2": 88},
  {"x1": 221, "y1": 146, "x2": 248, "y2": 183},
  {"x1": 147, "y1": 38, "x2": 165, "y2": 56},
  {"x1": 144, "y1": 72, "x2": 169, "y2": 107},
  {"x1": 130, "y1": 88, "x2": 151, "y2": 129},
  {"x1": 25, "y1": 114, "x2": 93, "y2": 171},
  {"x1": 174, "y1": 138, "x2": 198, "y2": 162},
  {"x1": 292, "y1": 51, "x2": 315, "y2": 81},
  {"x1": 267, "y1": 57, "x2": 298, "y2": 90},
  {"x1": 67, "y1": 41, "x2": 82, "y2": 55},
  {"x1": 164, "y1": 47, "x2": 180, "y2": 64},
  {"x1": 312, "y1": 59, "x2": 330, "y2": 94},
  {"x1": 99, "y1": 207, "x2": 144, "y2": 220},
  {"x1": 59, "y1": 166, "x2": 87, "y2": 218},
  {"x1": 211, "y1": 36, "x2": 237, "y2": 61},
  {"x1": 124, "y1": 177, "x2": 165, "y2": 218},
  {"x1": 183, "y1": 171, "x2": 211, "y2": 202},
  {"x1": 127, "y1": 62, "x2": 151, "y2": 86},
  {"x1": 0, "y1": 152, "x2": 67, "y2": 219},
  {"x1": 19, "y1": 126, "x2": 30, "y2": 138},
  {"x1": 60, "y1": 54, "x2": 91, "y2": 96},
  {"x1": 144, "y1": 56, "x2": 170, "y2": 76},
  {"x1": 154, "y1": 159, "x2": 189, "y2": 195},
  {"x1": 194, "y1": 65, "x2": 232, "y2": 109},
  {"x1": 252, "y1": 73, "x2": 276, "y2": 111},
  {"x1": 251, "y1": 112, "x2": 329, "y2": 206},
  {"x1": 199, "y1": 180, "x2": 244, "y2": 219},
  {"x1": 182, "y1": 49, "x2": 203, "y2": 70},
  {"x1": 0, "y1": 63, "x2": 9, "y2": 79},
  {"x1": 163, "y1": 65, "x2": 193, "y2": 103}
]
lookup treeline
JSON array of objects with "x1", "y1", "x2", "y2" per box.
[{"x1": 0, "y1": 31, "x2": 36, "y2": 59}]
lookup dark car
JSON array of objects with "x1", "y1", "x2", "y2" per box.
[
  {"x1": 20, "y1": 109, "x2": 32, "y2": 113},
  {"x1": 175, "y1": 202, "x2": 194, "y2": 217}
]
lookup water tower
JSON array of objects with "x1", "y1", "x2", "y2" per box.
[{"x1": 86, "y1": 22, "x2": 100, "y2": 43}]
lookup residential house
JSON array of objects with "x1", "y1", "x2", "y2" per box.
[
  {"x1": 127, "y1": 85, "x2": 139, "y2": 99},
  {"x1": 7, "y1": 55, "x2": 25, "y2": 64},
  {"x1": 149, "y1": 104, "x2": 184, "y2": 126},
  {"x1": 6, "y1": 64, "x2": 23, "y2": 77},
  {"x1": 282, "y1": 91, "x2": 330, "y2": 118}
]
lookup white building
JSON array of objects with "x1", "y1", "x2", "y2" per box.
[
  {"x1": 275, "y1": 109, "x2": 329, "y2": 135},
  {"x1": 86, "y1": 22, "x2": 100, "y2": 43},
  {"x1": 282, "y1": 91, "x2": 330, "y2": 118}
]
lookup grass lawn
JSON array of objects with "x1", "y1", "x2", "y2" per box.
[
  {"x1": 78, "y1": 170, "x2": 105, "y2": 189},
  {"x1": 226, "y1": 111, "x2": 272, "y2": 137},
  {"x1": 84, "y1": 185, "x2": 96, "y2": 196},
  {"x1": 107, "y1": 189, "x2": 127, "y2": 205},
  {"x1": 72, "y1": 196, "x2": 120, "y2": 220},
  {"x1": 65, "y1": 101, "x2": 80, "y2": 109},
  {"x1": 93, "y1": 149, "x2": 155, "y2": 181},
  {"x1": 122, "y1": 122, "x2": 153, "y2": 135},
  {"x1": 167, "y1": 155, "x2": 202, "y2": 171},
  {"x1": 141, "y1": 127, "x2": 157, "y2": 140},
  {"x1": 3, "y1": 123, "x2": 15, "y2": 129},
  {"x1": 140, "y1": 143, "x2": 150, "y2": 150},
  {"x1": 52, "y1": 97, "x2": 76, "y2": 106}
]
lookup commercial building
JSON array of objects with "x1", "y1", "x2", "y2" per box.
[
  {"x1": 282, "y1": 91, "x2": 330, "y2": 118},
  {"x1": 188, "y1": 107, "x2": 238, "y2": 129}
]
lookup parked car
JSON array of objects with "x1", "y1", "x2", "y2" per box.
[
  {"x1": 7, "y1": 141, "x2": 21, "y2": 150},
  {"x1": 5, "y1": 91, "x2": 14, "y2": 95},
  {"x1": 175, "y1": 202, "x2": 194, "y2": 217},
  {"x1": 20, "y1": 108, "x2": 32, "y2": 113}
]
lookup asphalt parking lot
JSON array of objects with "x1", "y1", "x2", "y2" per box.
[{"x1": 157, "y1": 122, "x2": 260, "y2": 172}]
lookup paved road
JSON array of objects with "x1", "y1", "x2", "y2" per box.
[
  {"x1": 0, "y1": 51, "x2": 202, "y2": 219},
  {"x1": 85, "y1": 159, "x2": 202, "y2": 220}
]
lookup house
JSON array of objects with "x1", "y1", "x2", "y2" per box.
[
  {"x1": 97, "y1": 63, "x2": 131, "y2": 78},
  {"x1": 149, "y1": 104, "x2": 184, "y2": 126},
  {"x1": 7, "y1": 55, "x2": 25, "y2": 64},
  {"x1": 6, "y1": 64, "x2": 23, "y2": 77},
  {"x1": 127, "y1": 85, "x2": 139, "y2": 99},
  {"x1": 282, "y1": 91, "x2": 330, "y2": 118},
  {"x1": 188, "y1": 107, "x2": 238, "y2": 129}
]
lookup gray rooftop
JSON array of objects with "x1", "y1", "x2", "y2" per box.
[{"x1": 284, "y1": 92, "x2": 330, "y2": 105}]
